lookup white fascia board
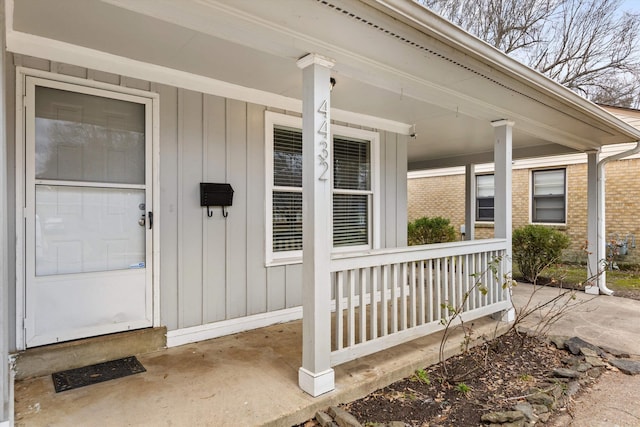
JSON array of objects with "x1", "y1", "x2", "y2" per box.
[
  {"x1": 408, "y1": 163, "x2": 491, "y2": 179},
  {"x1": 407, "y1": 142, "x2": 640, "y2": 178},
  {"x1": 370, "y1": 0, "x2": 640, "y2": 141},
  {"x1": 5, "y1": 30, "x2": 411, "y2": 135}
]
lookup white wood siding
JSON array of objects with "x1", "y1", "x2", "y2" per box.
[{"x1": 13, "y1": 56, "x2": 409, "y2": 333}]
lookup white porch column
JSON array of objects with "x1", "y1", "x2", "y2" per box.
[
  {"x1": 491, "y1": 120, "x2": 515, "y2": 322},
  {"x1": 464, "y1": 164, "x2": 475, "y2": 240},
  {"x1": 296, "y1": 53, "x2": 335, "y2": 397},
  {"x1": 585, "y1": 151, "x2": 601, "y2": 294}
]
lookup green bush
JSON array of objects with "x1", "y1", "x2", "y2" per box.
[
  {"x1": 512, "y1": 225, "x2": 570, "y2": 284},
  {"x1": 407, "y1": 216, "x2": 457, "y2": 245}
]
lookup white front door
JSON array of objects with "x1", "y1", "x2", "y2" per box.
[{"x1": 24, "y1": 77, "x2": 154, "y2": 347}]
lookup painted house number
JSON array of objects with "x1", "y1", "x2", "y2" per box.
[{"x1": 317, "y1": 99, "x2": 329, "y2": 181}]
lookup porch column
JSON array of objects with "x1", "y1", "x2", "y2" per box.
[
  {"x1": 491, "y1": 120, "x2": 515, "y2": 322},
  {"x1": 464, "y1": 164, "x2": 475, "y2": 240},
  {"x1": 296, "y1": 53, "x2": 335, "y2": 397},
  {"x1": 585, "y1": 151, "x2": 601, "y2": 294}
]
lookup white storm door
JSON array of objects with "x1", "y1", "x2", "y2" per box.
[{"x1": 24, "y1": 77, "x2": 153, "y2": 347}]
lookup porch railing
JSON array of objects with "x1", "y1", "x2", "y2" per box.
[{"x1": 329, "y1": 238, "x2": 511, "y2": 366}]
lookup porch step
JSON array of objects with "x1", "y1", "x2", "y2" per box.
[{"x1": 13, "y1": 327, "x2": 167, "y2": 380}]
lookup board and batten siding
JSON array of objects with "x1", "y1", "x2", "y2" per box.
[{"x1": 14, "y1": 56, "x2": 408, "y2": 335}]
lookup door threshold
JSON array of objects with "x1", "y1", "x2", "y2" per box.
[{"x1": 13, "y1": 327, "x2": 166, "y2": 381}]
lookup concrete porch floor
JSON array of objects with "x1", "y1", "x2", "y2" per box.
[{"x1": 14, "y1": 284, "x2": 640, "y2": 427}]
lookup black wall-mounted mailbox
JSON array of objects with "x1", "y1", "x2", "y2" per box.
[{"x1": 200, "y1": 183, "x2": 234, "y2": 217}]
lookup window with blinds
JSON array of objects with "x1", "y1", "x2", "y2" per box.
[
  {"x1": 270, "y1": 125, "x2": 372, "y2": 253},
  {"x1": 333, "y1": 136, "x2": 370, "y2": 247},
  {"x1": 532, "y1": 169, "x2": 566, "y2": 223},
  {"x1": 272, "y1": 126, "x2": 303, "y2": 252},
  {"x1": 476, "y1": 174, "x2": 494, "y2": 221}
]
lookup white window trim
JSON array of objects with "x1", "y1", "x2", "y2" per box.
[
  {"x1": 265, "y1": 111, "x2": 380, "y2": 266},
  {"x1": 529, "y1": 168, "x2": 568, "y2": 226}
]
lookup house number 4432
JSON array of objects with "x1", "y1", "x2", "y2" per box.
[{"x1": 317, "y1": 99, "x2": 329, "y2": 181}]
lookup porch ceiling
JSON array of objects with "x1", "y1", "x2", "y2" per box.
[{"x1": 10, "y1": 0, "x2": 640, "y2": 170}]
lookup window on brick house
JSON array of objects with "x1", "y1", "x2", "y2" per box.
[
  {"x1": 532, "y1": 169, "x2": 566, "y2": 223},
  {"x1": 476, "y1": 174, "x2": 494, "y2": 221}
]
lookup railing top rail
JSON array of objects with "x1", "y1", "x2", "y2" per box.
[{"x1": 330, "y1": 238, "x2": 507, "y2": 272}]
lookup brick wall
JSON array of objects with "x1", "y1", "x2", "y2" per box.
[{"x1": 408, "y1": 158, "x2": 640, "y2": 265}]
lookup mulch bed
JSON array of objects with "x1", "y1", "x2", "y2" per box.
[
  {"x1": 296, "y1": 285, "x2": 640, "y2": 427},
  {"x1": 342, "y1": 330, "x2": 566, "y2": 426}
]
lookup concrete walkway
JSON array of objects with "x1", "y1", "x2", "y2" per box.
[
  {"x1": 13, "y1": 284, "x2": 640, "y2": 427},
  {"x1": 510, "y1": 283, "x2": 640, "y2": 356}
]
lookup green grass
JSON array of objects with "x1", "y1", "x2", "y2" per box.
[{"x1": 512, "y1": 263, "x2": 640, "y2": 291}]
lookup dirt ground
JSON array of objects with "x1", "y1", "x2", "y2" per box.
[{"x1": 341, "y1": 330, "x2": 583, "y2": 426}]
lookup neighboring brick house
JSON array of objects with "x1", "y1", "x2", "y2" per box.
[{"x1": 408, "y1": 106, "x2": 640, "y2": 265}]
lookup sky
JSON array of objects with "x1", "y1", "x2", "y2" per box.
[{"x1": 621, "y1": 0, "x2": 640, "y2": 13}]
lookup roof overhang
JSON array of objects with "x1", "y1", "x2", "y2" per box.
[{"x1": 7, "y1": 0, "x2": 640, "y2": 170}]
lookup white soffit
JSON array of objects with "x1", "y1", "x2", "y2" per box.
[
  {"x1": 6, "y1": 0, "x2": 411, "y2": 135},
  {"x1": 7, "y1": 0, "x2": 640, "y2": 161},
  {"x1": 98, "y1": 0, "x2": 633, "y2": 148}
]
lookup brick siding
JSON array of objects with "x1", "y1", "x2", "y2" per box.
[{"x1": 408, "y1": 158, "x2": 640, "y2": 265}]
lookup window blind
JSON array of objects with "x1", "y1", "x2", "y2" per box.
[
  {"x1": 273, "y1": 126, "x2": 302, "y2": 188},
  {"x1": 271, "y1": 125, "x2": 372, "y2": 253},
  {"x1": 476, "y1": 174, "x2": 494, "y2": 221},
  {"x1": 333, "y1": 136, "x2": 370, "y2": 191},
  {"x1": 272, "y1": 191, "x2": 302, "y2": 251},
  {"x1": 532, "y1": 169, "x2": 565, "y2": 223},
  {"x1": 333, "y1": 194, "x2": 368, "y2": 246}
]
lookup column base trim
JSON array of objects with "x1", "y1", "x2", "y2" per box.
[
  {"x1": 584, "y1": 285, "x2": 600, "y2": 295},
  {"x1": 492, "y1": 306, "x2": 515, "y2": 322},
  {"x1": 298, "y1": 367, "x2": 335, "y2": 397}
]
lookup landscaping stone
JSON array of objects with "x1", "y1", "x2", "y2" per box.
[
  {"x1": 580, "y1": 347, "x2": 599, "y2": 358},
  {"x1": 526, "y1": 391, "x2": 554, "y2": 407},
  {"x1": 387, "y1": 422, "x2": 405, "y2": 427},
  {"x1": 564, "y1": 337, "x2": 604, "y2": 356},
  {"x1": 584, "y1": 355, "x2": 606, "y2": 367},
  {"x1": 537, "y1": 412, "x2": 551, "y2": 423},
  {"x1": 587, "y1": 367, "x2": 604, "y2": 378},
  {"x1": 481, "y1": 410, "x2": 525, "y2": 423},
  {"x1": 600, "y1": 345, "x2": 631, "y2": 358},
  {"x1": 513, "y1": 403, "x2": 537, "y2": 422},
  {"x1": 549, "y1": 335, "x2": 569, "y2": 350},
  {"x1": 562, "y1": 355, "x2": 582, "y2": 366},
  {"x1": 575, "y1": 363, "x2": 591, "y2": 372},
  {"x1": 315, "y1": 410, "x2": 336, "y2": 427},
  {"x1": 565, "y1": 381, "x2": 580, "y2": 397},
  {"x1": 328, "y1": 406, "x2": 362, "y2": 427},
  {"x1": 531, "y1": 404, "x2": 549, "y2": 414},
  {"x1": 538, "y1": 383, "x2": 564, "y2": 400},
  {"x1": 549, "y1": 413, "x2": 572, "y2": 426},
  {"x1": 552, "y1": 367, "x2": 580, "y2": 378},
  {"x1": 609, "y1": 358, "x2": 640, "y2": 375}
]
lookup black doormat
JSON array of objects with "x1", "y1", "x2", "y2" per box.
[{"x1": 52, "y1": 356, "x2": 146, "y2": 393}]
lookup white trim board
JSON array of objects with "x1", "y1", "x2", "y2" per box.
[
  {"x1": 5, "y1": 30, "x2": 412, "y2": 136},
  {"x1": 407, "y1": 142, "x2": 640, "y2": 179},
  {"x1": 166, "y1": 307, "x2": 303, "y2": 348}
]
